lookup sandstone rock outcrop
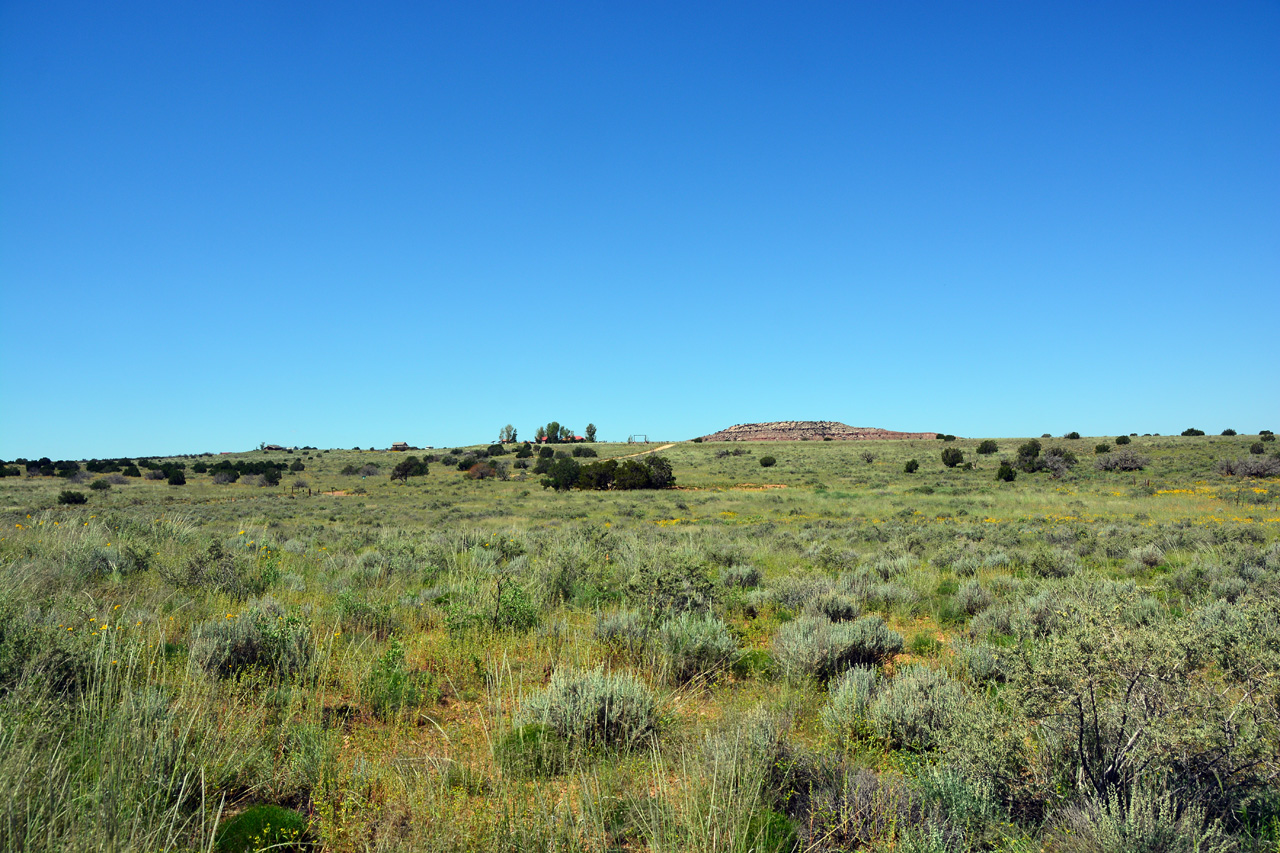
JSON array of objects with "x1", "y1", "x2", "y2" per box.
[{"x1": 698, "y1": 421, "x2": 937, "y2": 442}]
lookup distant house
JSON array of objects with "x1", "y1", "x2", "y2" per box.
[{"x1": 390, "y1": 442, "x2": 411, "y2": 452}]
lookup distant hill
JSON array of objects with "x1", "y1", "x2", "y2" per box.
[{"x1": 698, "y1": 421, "x2": 938, "y2": 442}]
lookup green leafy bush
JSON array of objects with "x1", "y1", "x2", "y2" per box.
[
  {"x1": 57, "y1": 490, "x2": 87, "y2": 505},
  {"x1": 996, "y1": 462, "x2": 1016, "y2": 482},
  {"x1": 1182, "y1": 428, "x2": 1206, "y2": 437},
  {"x1": 215, "y1": 804, "x2": 308, "y2": 852},
  {"x1": 941, "y1": 448, "x2": 964, "y2": 468},
  {"x1": 363, "y1": 638, "x2": 432, "y2": 721},
  {"x1": 1095, "y1": 443, "x2": 1111, "y2": 454},
  {"x1": 904, "y1": 459, "x2": 919, "y2": 474},
  {"x1": 1115, "y1": 435, "x2": 1131, "y2": 445},
  {"x1": 759, "y1": 456, "x2": 777, "y2": 468},
  {"x1": 1065, "y1": 431, "x2": 1081, "y2": 440},
  {"x1": 1251, "y1": 442, "x2": 1265, "y2": 455},
  {"x1": 976, "y1": 440, "x2": 998, "y2": 455}
]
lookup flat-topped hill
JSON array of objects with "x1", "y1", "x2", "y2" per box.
[{"x1": 697, "y1": 421, "x2": 937, "y2": 442}]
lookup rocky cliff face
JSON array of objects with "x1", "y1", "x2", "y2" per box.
[{"x1": 698, "y1": 421, "x2": 938, "y2": 442}]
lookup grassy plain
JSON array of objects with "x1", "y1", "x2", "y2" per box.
[{"x1": 1, "y1": 434, "x2": 1277, "y2": 852}]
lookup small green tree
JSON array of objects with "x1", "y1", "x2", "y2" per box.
[
  {"x1": 976, "y1": 440, "x2": 998, "y2": 455},
  {"x1": 759, "y1": 456, "x2": 777, "y2": 468},
  {"x1": 904, "y1": 459, "x2": 919, "y2": 473},
  {"x1": 499, "y1": 424, "x2": 517, "y2": 443},
  {"x1": 996, "y1": 462, "x2": 1016, "y2": 482},
  {"x1": 1115, "y1": 435, "x2": 1131, "y2": 445},
  {"x1": 57, "y1": 490, "x2": 88, "y2": 504},
  {"x1": 941, "y1": 447, "x2": 964, "y2": 468},
  {"x1": 391, "y1": 456, "x2": 428, "y2": 482},
  {"x1": 585, "y1": 423, "x2": 597, "y2": 442}
]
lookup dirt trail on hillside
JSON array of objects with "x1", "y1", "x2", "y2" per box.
[{"x1": 611, "y1": 443, "x2": 676, "y2": 460}]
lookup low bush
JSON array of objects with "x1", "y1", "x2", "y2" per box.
[
  {"x1": 657, "y1": 611, "x2": 740, "y2": 685},
  {"x1": 759, "y1": 456, "x2": 777, "y2": 468},
  {"x1": 941, "y1": 448, "x2": 964, "y2": 468},
  {"x1": 595, "y1": 610, "x2": 649, "y2": 660},
  {"x1": 363, "y1": 638, "x2": 431, "y2": 721},
  {"x1": 189, "y1": 597, "x2": 312, "y2": 680},
  {"x1": 976, "y1": 440, "x2": 998, "y2": 455},
  {"x1": 514, "y1": 666, "x2": 661, "y2": 753},
  {"x1": 772, "y1": 614, "x2": 903, "y2": 684},
  {"x1": 869, "y1": 664, "x2": 965, "y2": 751},
  {"x1": 1095, "y1": 449, "x2": 1151, "y2": 472},
  {"x1": 719, "y1": 565, "x2": 762, "y2": 589},
  {"x1": 821, "y1": 666, "x2": 881, "y2": 745},
  {"x1": 1095, "y1": 443, "x2": 1111, "y2": 454},
  {"x1": 904, "y1": 459, "x2": 919, "y2": 474},
  {"x1": 1115, "y1": 435, "x2": 1131, "y2": 445},
  {"x1": 995, "y1": 462, "x2": 1016, "y2": 482},
  {"x1": 571, "y1": 446, "x2": 598, "y2": 458},
  {"x1": 1251, "y1": 442, "x2": 1265, "y2": 455},
  {"x1": 215, "y1": 804, "x2": 309, "y2": 853},
  {"x1": 1182, "y1": 428, "x2": 1206, "y2": 437},
  {"x1": 57, "y1": 490, "x2": 87, "y2": 505}
]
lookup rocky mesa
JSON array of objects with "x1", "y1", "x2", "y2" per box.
[{"x1": 697, "y1": 421, "x2": 938, "y2": 442}]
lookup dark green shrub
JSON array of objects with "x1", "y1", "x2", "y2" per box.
[
  {"x1": 539, "y1": 457, "x2": 581, "y2": 491},
  {"x1": 571, "y1": 446, "x2": 597, "y2": 458},
  {"x1": 1251, "y1": 442, "x2": 1265, "y2": 455},
  {"x1": 1095, "y1": 443, "x2": 1111, "y2": 454},
  {"x1": 1181, "y1": 428, "x2": 1206, "y2": 437},
  {"x1": 215, "y1": 804, "x2": 308, "y2": 852},
  {"x1": 192, "y1": 462, "x2": 208, "y2": 473},
  {"x1": 487, "y1": 444, "x2": 507, "y2": 456},
  {"x1": 390, "y1": 456, "x2": 429, "y2": 482},
  {"x1": 1065, "y1": 431, "x2": 1081, "y2": 440},
  {"x1": 904, "y1": 459, "x2": 919, "y2": 474},
  {"x1": 495, "y1": 723, "x2": 571, "y2": 777},
  {"x1": 538, "y1": 446, "x2": 555, "y2": 459},
  {"x1": 1115, "y1": 435, "x2": 1131, "y2": 445},
  {"x1": 57, "y1": 490, "x2": 87, "y2": 505},
  {"x1": 759, "y1": 456, "x2": 777, "y2": 468},
  {"x1": 941, "y1": 434, "x2": 957, "y2": 442},
  {"x1": 167, "y1": 470, "x2": 186, "y2": 485},
  {"x1": 976, "y1": 440, "x2": 998, "y2": 455},
  {"x1": 363, "y1": 638, "x2": 432, "y2": 721},
  {"x1": 995, "y1": 463, "x2": 1016, "y2": 482},
  {"x1": 1261, "y1": 432, "x2": 1275, "y2": 443},
  {"x1": 289, "y1": 459, "x2": 305, "y2": 472},
  {"x1": 941, "y1": 448, "x2": 964, "y2": 468},
  {"x1": 1016, "y1": 439, "x2": 1041, "y2": 469},
  {"x1": 1221, "y1": 429, "x2": 1237, "y2": 436}
]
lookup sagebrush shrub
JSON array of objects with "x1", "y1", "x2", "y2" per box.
[
  {"x1": 657, "y1": 611, "x2": 740, "y2": 685},
  {"x1": 869, "y1": 664, "x2": 965, "y2": 751},
  {"x1": 719, "y1": 564, "x2": 762, "y2": 589},
  {"x1": 1095, "y1": 449, "x2": 1151, "y2": 472},
  {"x1": 516, "y1": 666, "x2": 661, "y2": 752},
  {"x1": 190, "y1": 597, "x2": 312, "y2": 680},
  {"x1": 595, "y1": 609, "x2": 649, "y2": 660},
  {"x1": 955, "y1": 580, "x2": 993, "y2": 615},
  {"x1": 773, "y1": 614, "x2": 903, "y2": 684},
  {"x1": 821, "y1": 665, "x2": 880, "y2": 744}
]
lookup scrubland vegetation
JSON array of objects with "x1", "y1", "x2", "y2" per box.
[{"x1": 1, "y1": 432, "x2": 1279, "y2": 852}]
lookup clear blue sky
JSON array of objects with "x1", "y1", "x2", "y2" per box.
[{"x1": 2, "y1": 2, "x2": 1277, "y2": 459}]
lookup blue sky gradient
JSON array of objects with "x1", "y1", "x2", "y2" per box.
[{"x1": 2, "y1": 2, "x2": 1277, "y2": 458}]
